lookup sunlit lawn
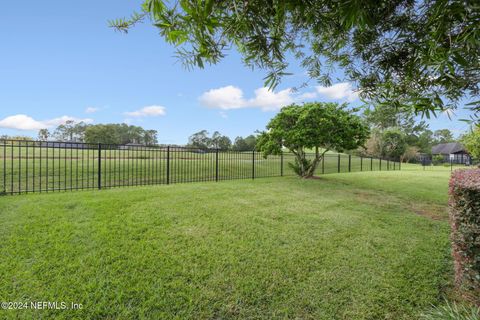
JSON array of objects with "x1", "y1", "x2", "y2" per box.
[{"x1": 0, "y1": 169, "x2": 452, "y2": 319}]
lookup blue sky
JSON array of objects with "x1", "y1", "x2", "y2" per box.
[{"x1": 0, "y1": 0, "x2": 474, "y2": 144}]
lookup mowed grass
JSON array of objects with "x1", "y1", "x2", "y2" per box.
[{"x1": 0, "y1": 170, "x2": 452, "y2": 319}]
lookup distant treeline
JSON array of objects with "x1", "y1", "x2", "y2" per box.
[
  {"x1": 35, "y1": 121, "x2": 158, "y2": 145},
  {"x1": 1, "y1": 123, "x2": 257, "y2": 151},
  {"x1": 186, "y1": 130, "x2": 257, "y2": 151},
  {"x1": 351, "y1": 105, "x2": 460, "y2": 163}
]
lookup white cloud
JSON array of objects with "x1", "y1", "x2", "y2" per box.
[
  {"x1": 0, "y1": 114, "x2": 93, "y2": 131},
  {"x1": 297, "y1": 91, "x2": 317, "y2": 100},
  {"x1": 200, "y1": 83, "x2": 359, "y2": 111},
  {"x1": 315, "y1": 82, "x2": 359, "y2": 101},
  {"x1": 199, "y1": 86, "x2": 294, "y2": 111},
  {"x1": 43, "y1": 116, "x2": 93, "y2": 126},
  {"x1": 85, "y1": 107, "x2": 99, "y2": 114},
  {"x1": 199, "y1": 86, "x2": 246, "y2": 110},
  {"x1": 249, "y1": 87, "x2": 294, "y2": 111},
  {"x1": 124, "y1": 105, "x2": 166, "y2": 117},
  {"x1": 0, "y1": 115, "x2": 46, "y2": 130}
]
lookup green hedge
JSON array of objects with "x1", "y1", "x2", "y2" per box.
[{"x1": 449, "y1": 169, "x2": 480, "y2": 305}]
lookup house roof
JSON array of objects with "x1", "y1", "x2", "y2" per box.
[{"x1": 431, "y1": 142, "x2": 466, "y2": 155}]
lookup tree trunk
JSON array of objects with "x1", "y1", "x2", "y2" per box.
[
  {"x1": 294, "y1": 153, "x2": 306, "y2": 176},
  {"x1": 303, "y1": 147, "x2": 322, "y2": 178}
]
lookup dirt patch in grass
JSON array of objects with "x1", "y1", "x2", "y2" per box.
[
  {"x1": 350, "y1": 190, "x2": 448, "y2": 221},
  {"x1": 409, "y1": 203, "x2": 448, "y2": 221}
]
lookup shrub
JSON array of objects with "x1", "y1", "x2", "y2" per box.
[
  {"x1": 448, "y1": 169, "x2": 480, "y2": 305},
  {"x1": 433, "y1": 155, "x2": 445, "y2": 165}
]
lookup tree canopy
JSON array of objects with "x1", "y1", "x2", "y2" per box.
[
  {"x1": 461, "y1": 126, "x2": 480, "y2": 159},
  {"x1": 232, "y1": 135, "x2": 257, "y2": 151},
  {"x1": 376, "y1": 128, "x2": 408, "y2": 160},
  {"x1": 53, "y1": 120, "x2": 87, "y2": 142},
  {"x1": 433, "y1": 129, "x2": 455, "y2": 144},
  {"x1": 37, "y1": 129, "x2": 50, "y2": 141},
  {"x1": 359, "y1": 105, "x2": 457, "y2": 161},
  {"x1": 256, "y1": 102, "x2": 369, "y2": 178},
  {"x1": 84, "y1": 124, "x2": 158, "y2": 145},
  {"x1": 37, "y1": 122, "x2": 159, "y2": 145},
  {"x1": 187, "y1": 130, "x2": 232, "y2": 150},
  {"x1": 111, "y1": 0, "x2": 480, "y2": 118}
]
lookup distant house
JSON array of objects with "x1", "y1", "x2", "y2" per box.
[
  {"x1": 39, "y1": 141, "x2": 89, "y2": 149},
  {"x1": 119, "y1": 142, "x2": 145, "y2": 150},
  {"x1": 431, "y1": 142, "x2": 471, "y2": 164}
]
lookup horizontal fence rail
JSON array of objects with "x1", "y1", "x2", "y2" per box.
[{"x1": 0, "y1": 140, "x2": 401, "y2": 195}]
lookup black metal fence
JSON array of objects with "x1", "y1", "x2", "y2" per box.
[
  {"x1": 0, "y1": 139, "x2": 401, "y2": 195},
  {"x1": 420, "y1": 157, "x2": 479, "y2": 171}
]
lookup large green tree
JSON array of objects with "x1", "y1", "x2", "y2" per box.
[
  {"x1": 256, "y1": 102, "x2": 369, "y2": 178},
  {"x1": 377, "y1": 128, "x2": 408, "y2": 160},
  {"x1": 53, "y1": 120, "x2": 87, "y2": 142},
  {"x1": 188, "y1": 130, "x2": 211, "y2": 149},
  {"x1": 363, "y1": 105, "x2": 429, "y2": 148},
  {"x1": 37, "y1": 129, "x2": 50, "y2": 141},
  {"x1": 461, "y1": 126, "x2": 480, "y2": 159},
  {"x1": 111, "y1": 0, "x2": 480, "y2": 117},
  {"x1": 83, "y1": 124, "x2": 158, "y2": 145},
  {"x1": 364, "y1": 105, "x2": 427, "y2": 133},
  {"x1": 433, "y1": 129, "x2": 455, "y2": 144},
  {"x1": 211, "y1": 131, "x2": 232, "y2": 150},
  {"x1": 416, "y1": 129, "x2": 435, "y2": 154},
  {"x1": 188, "y1": 130, "x2": 232, "y2": 150},
  {"x1": 84, "y1": 125, "x2": 122, "y2": 145},
  {"x1": 232, "y1": 135, "x2": 257, "y2": 151},
  {"x1": 144, "y1": 129, "x2": 159, "y2": 145}
]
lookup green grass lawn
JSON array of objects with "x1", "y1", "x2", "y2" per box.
[{"x1": 0, "y1": 169, "x2": 452, "y2": 319}]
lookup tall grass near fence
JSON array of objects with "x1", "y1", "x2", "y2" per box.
[{"x1": 0, "y1": 139, "x2": 400, "y2": 194}]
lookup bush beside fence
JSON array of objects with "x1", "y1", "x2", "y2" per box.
[
  {"x1": 449, "y1": 169, "x2": 480, "y2": 305},
  {"x1": 0, "y1": 139, "x2": 400, "y2": 195}
]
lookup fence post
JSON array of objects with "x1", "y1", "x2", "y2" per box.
[
  {"x1": 215, "y1": 148, "x2": 219, "y2": 182},
  {"x1": 166, "y1": 146, "x2": 170, "y2": 185},
  {"x1": 348, "y1": 155, "x2": 351, "y2": 172},
  {"x1": 360, "y1": 156, "x2": 363, "y2": 171},
  {"x1": 2, "y1": 140, "x2": 5, "y2": 194},
  {"x1": 387, "y1": 159, "x2": 390, "y2": 170},
  {"x1": 252, "y1": 150, "x2": 255, "y2": 179},
  {"x1": 371, "y1": 157, "x2": 373, "y2": 171},
  {"x1": 451, "y1": 158, "x2": 453, "y2": 172},
  {"x1": 2, "y1": 140, "x2": 6, "y2": 194},
  {"x1": 97, "y1": 143, "x2": 102, "y2": 190},
  {"x1": 399, "y1": 159, "x2": 401, "y2": 171},
  {"x1": 280, "y1": 151, "x2": 284, "y2": 176},
  {"x1": 338, "y1": 154, "x2": 341, "y2": 173},
  {"x1": 380, "y1": 158, "x2": 382, "y2": 171}
]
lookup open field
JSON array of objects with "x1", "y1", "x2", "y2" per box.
[
  {"x1": 0, "y1": 169, "x2": 452, "y2": 319},
  {"x1": 0, "y1": 142, "x2": 398, "y2": 193}
]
